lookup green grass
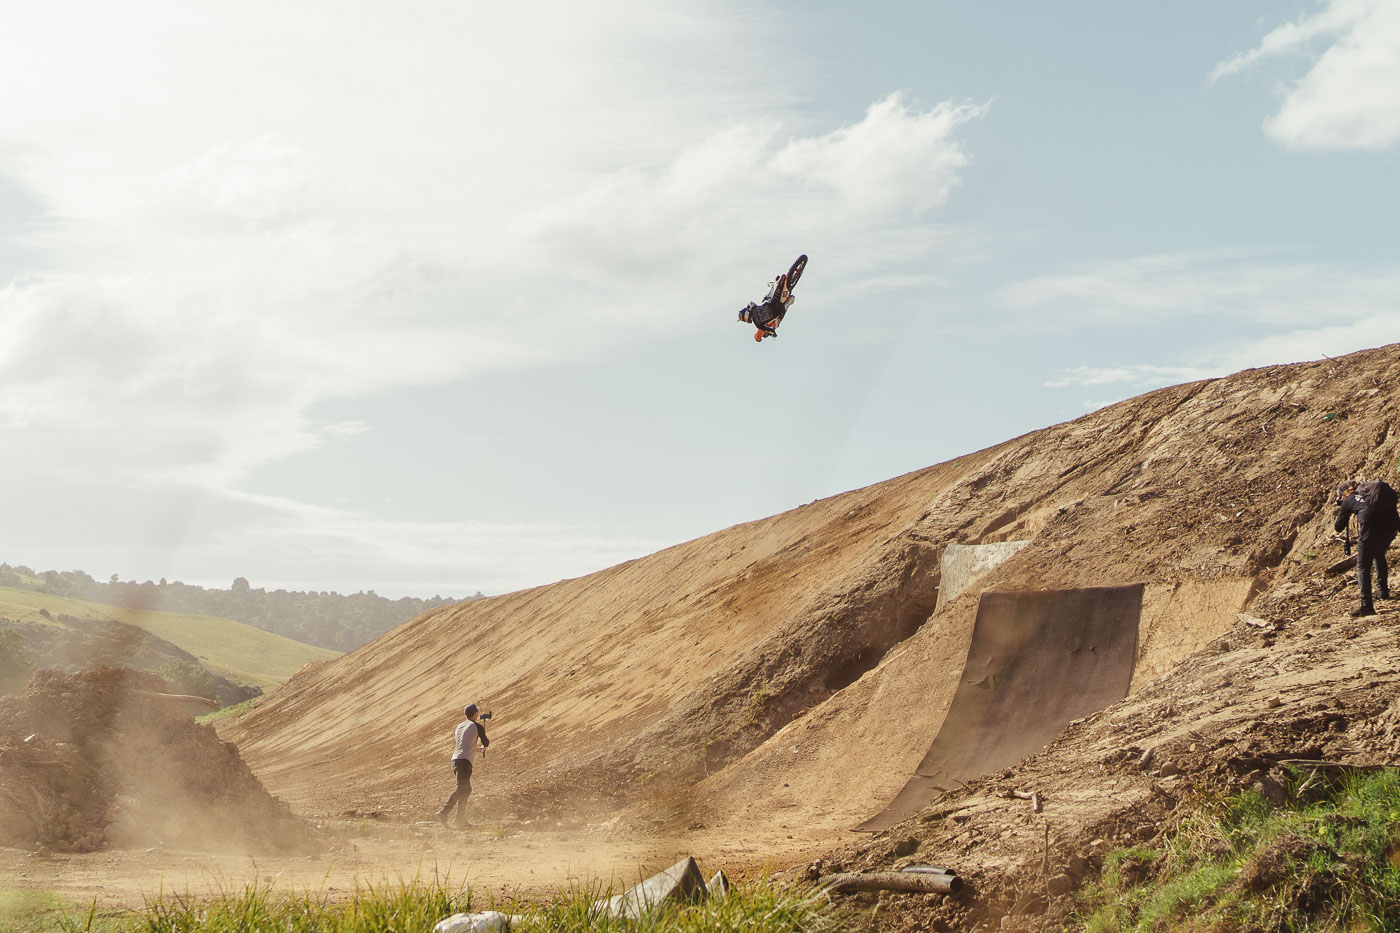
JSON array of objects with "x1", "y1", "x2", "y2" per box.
[
  {"x1": 0, "y1": 589, "x2": 85, "y2": 628},
  {"x1": 136, "y1": 879, "x2": 467, "y2": 933},
  {"x1": 744, "y1": 684, "x2": 770, "y2": 727},
  {"x1": 1075, "y1": 767, "x2": 1400, "y2": 931},
  {"x1": 0, "y1": 587, "x2": 338, "y2": 693},
  {"x1": 195, "y1": 696, "x2": 264, "y2": 724},
  {"x1": 0, "y1": 884, "x2": 125, "y2": 933},
  {"x1": 8, "y1": 877, "x2": 837, "y2": 933}
]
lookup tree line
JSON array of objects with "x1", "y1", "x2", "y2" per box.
[{"x1": 0, "y1": 564, "x2": 475, "y2": 651}]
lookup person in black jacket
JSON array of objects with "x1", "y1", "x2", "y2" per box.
[
  {"x1": 1334, "y1": 479, "x2": 1400, "y2": 617},
  {"x1": 737, "y1": 272, "x2": 795, "y2": 342}
]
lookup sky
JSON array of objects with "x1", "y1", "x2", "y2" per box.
[{"x1": 2, "y1": 1, "x2": 1398, "y2": 599}]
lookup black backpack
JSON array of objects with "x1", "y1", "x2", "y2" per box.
[{"x1": 1356, "y1": 480, "x2": 1400, "y2": 539}]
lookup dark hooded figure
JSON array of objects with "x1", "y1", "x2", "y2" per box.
[{"x1": 1334, "y1": 479, "x2": 1400, "y2": 617}]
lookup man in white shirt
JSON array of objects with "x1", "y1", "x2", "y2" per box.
[{"x1": 435, "y1": 703, "x2": 490, "y2": 827}]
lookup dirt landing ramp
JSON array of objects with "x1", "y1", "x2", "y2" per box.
[{"x1": 857, "y1": 584, "x2": 1143, "y2": 832}]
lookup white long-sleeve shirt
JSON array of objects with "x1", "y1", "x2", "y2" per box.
[{"x1": 452, "y1": 719, "x2": 483, "y2": 762}]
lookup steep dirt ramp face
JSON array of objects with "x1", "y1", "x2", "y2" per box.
[
  {"x1": 219, "y1": 454, "x2": 989, "y2": 821},
  {"x1": 856, "y1": 584, "x2": 1143, "y2": 832}
]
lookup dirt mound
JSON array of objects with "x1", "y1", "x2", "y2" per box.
[
  {"x1": 0, "y1": 667, "x2": 310, "y2": 854},
  {"x1": 215, "y1": 344, "x2": 1400, "y2": 897}
]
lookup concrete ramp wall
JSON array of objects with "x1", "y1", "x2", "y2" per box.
[{"x1": 857, "y1": 584, "x2": 1143, "y2": 832}]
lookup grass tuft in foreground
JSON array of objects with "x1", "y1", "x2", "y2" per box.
[
  {"x1": 1, "y1": 885, "x2": 124, "y2": 933},
  {"x1": 38, "y1": 876, "x2": 837, "y2": 932},
  {"x1": 513, "y1": 879, "x2": 835, "y2": 932},
  {"x1": 134, "y1": 878, "x2": 468, "y2": 933},
  {"x1": 1075, "y1": 765, "x2": 1400, "y2": 931}
]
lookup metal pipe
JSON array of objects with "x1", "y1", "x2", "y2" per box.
[{"x1": 818, "y1": 871, "x2": 963, "y2": 895}]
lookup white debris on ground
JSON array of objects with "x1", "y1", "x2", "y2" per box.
[{"x1": 433, "y1": 909, "x2": 516, "y2": 933}]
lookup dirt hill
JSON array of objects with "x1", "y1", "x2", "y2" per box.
[
  {"x1": 216, "y1": 343, "x2": 1400, "y2": 917},
  {"x1": 0, "y1": 667, "x2": 311, "y2": 855}
]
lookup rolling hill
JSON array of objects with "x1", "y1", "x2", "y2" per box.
[{"x1": 0, "y1": 588, "x2": 339, "y2": 693}]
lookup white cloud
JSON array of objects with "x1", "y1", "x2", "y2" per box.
[
  {"x1": 195, "y1": 489, "x2": 671, "y2": 596},
  {"x1": 1214, "y1": 313, "x2": 1400, "y2": 371},
  {"x1": 1212, "y1": 0, "x2": 1400, "y2": 150},
  {"x1": 1045, "y1": 363, "x2": 1216, "y2": 390},
  {"x1": 771, "y1": 95, "x2": 988, "y2": 218},
  {"x1": 1046, "y1": 312, "x2": 1400, "y2": 395},
  {"x1": 512, "y1": 92, "x2": 988, "y2": 319},
  {"x1": 170, "y1": 135, "x2": 315, "y2": 228},
  {"x1": 1001, "y1": 250, "x2": 1400, "y2": 327},
  {"x1": 8, "y1": 480, "x2": 669, "y2": 597},
  {"x1": 1033, "y1": 252, "x2": 1400, "y2": 394},
  {"x1": 0, "y1": 3, "x2": 987, "y2": 497},
  {"x1": 321, "y1": 421, "x2": 370, "y2": 439}
]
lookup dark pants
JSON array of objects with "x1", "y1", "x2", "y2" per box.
[
  {"x1": 1356, "y1": 541, "x2": 1390, "y2": 606},
  {"x1": 439, "y1": 758, "x2": 473, "y2": 820}
]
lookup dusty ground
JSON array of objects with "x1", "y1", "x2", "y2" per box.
[
  {"x1": 0, "y1": 819, "x2": 823, "y2": 909},
  {"x1": 5, "y1": 345, "x2": 1400, "y2": 924}
]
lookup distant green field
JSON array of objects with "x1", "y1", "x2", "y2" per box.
[{"x1": 0, "y1": 587, "x2": 339, "y2": 693}]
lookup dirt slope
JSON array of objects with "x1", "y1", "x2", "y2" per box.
[
  {"x1": 217, "y1": 344, "x2": 1400, "y2": 897},
  {"x1": 220, "y1": 452, "x2": 983, "y2": 819}
]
